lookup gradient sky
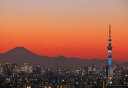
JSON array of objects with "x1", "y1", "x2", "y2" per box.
[{"x1": 0, "y1": 0, "x2": 128, "y2": 61}]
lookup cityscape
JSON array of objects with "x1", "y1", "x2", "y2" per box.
[
  {"x1": 0, "y1": 62, "x2": 128, "y2": 88},
  {"x1": 0, "y1": 26, "x2": 128, "y2": 88},
  {"x1": 1, "y1": 0, "x2": 128, "y2": 88}
]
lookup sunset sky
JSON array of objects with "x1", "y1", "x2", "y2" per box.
[{"x1": 0, "y1": 0, "x2": 128, "y2": 61}]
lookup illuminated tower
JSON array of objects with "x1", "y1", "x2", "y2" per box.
[{"x1": 107, "y1": 24, "x2": 113, "y2": 85}]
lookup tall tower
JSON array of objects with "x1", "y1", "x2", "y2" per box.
[{"x1": 107, "y1": 24, "x2": 113, "y2": 85}]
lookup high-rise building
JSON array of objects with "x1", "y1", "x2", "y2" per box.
[{"x1": 107, "y1": 24, "x2": 113, "y2": 85}]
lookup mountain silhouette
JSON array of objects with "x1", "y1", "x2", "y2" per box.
[
  {"x1": 6, "y1": 47, "x2": 37, "y2": 56},
  {"x1": 0, "y1": 47, "x2": 123, "y2": 68}
]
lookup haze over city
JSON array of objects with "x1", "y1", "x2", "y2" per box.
[{"x1": 0, "y1": 0, "x2": 128, "y2": 61}]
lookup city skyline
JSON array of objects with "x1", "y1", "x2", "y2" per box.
[{"x1": 0, "y1": 0, "x2": 128, "y2": 61}]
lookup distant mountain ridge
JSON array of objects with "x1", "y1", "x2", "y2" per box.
[{"x1": 0, "y1": 47, "x2": 124, "y2": 68}]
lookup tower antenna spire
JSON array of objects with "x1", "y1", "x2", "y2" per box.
[{"x1": 109, "y1": 24, "x2": 111, "y2": 37}]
